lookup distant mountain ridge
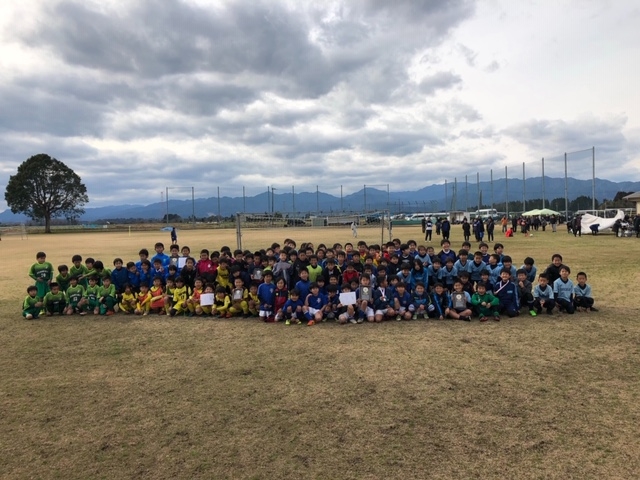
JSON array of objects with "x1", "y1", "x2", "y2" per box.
[{"x1": 1, "y1": 176, "x2": 638, "y2": 223}]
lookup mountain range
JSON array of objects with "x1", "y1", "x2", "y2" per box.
[{"x1": 1, "y1": 176, "x2": 638, "y2": 223}]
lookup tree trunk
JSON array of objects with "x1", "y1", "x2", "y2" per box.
[{"x1": 45, "y1": 215, "x2": 52, "y2": 233}]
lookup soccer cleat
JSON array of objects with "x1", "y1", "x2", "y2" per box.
[
  {"x1": 529, "y1": 310, "x2": 537, "y2": 317},
  {"x1": 349, "y1": 318, "x2": 358, "y2": 324},
  {"x1": 307, "y1": 320, "x2": 315, "y2": 326},
  {"x1": 479, "y1": 315, "x2": 487, "y2": 322},
  {"x1": 356, "y1": 317, "x2": 364, "y2": 324},
  {"x1": 493, "y1": 315, "x2": 500, "y2": 322},
  {"x1": 106, "y1": 310, "x2": 114, "y2": 316},
  {"x1": 25, "y1": 314, "x2": 33, "y2": 320},
  {"x1": 589, "y1": 307, "x2": 598, "y2": 312},
  {"x1": 461, "y1": 315, "x2": 471, "y2": 321},
  {"x1": 395, "y1": 315, "x2": 401, "y2": 321},
  {"x1": 412, "y1": 314, "x2": 417, "y2": 320},
  {"x1": 285, "y1": 319, "x2": 291, "y2": 325}
]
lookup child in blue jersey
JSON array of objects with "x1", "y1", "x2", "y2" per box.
[
  {"x1": 151, "y1": 259, "x2": 167, "y2": 285},
  {"x1": 257, "y1": 271, "x2": 276, "y2": 322},
  {"x1": 304, "y1": 282, "x2": 327, "y2": 326},
  {"x1": 111, "y1": 258, "x2": 129, "y2": 294},
  {"x1": 516, "y1": 269, "x2": 536, "y2": 316},
  {"x1": 457, "y1": 272, "x2": 474, "y2": 297},
  {"x1": 136, "y1": 249, "x2": 149, "y2": 272},
  {"x1": 325, "y1": 284, "x2": 340, "y2": 321},
  {"x1": 480, "y1": 269, "x2": 494, "y2": 293},
  {"x1": 409, "y1": 259, "x2": 428, "y2": 293},
  {"x1": 533, "y1": 273, "x2": 555, "y2": 315},
  {"x1": 453, "y1": 250, "x2": 472, "y2": 276},
  {"x1": 553, "y1": 266, "x2": 575, "y2": 314},
  {"x1": 427, "y1": 258, "x2": 442, "y2": 290},
  {"x1": 574, "y1": 272, "x2": 597, "y2": 312},
  {"x1": 430, "y1": 283, "x2": 450, "y2": 320},
  {"x1": 438, "y1": 239, "x2": 457, "y2": 265},
  {"x1": 493, "y1": 269, "x2": 519, "y2": 319},
  {"x1": 294, "y1": 269, "x2": 311, "y2": 301},
  {"x1": 393, "y1": 282, "x2": 413, "y2": 321},
  {"x1": 415, "y1": 245, "x2": 432, "y2": 267},
  {"x1": 448, "y1": 280, "x2": 472, "y2": 321},
  {"x1": 409, "y1": 282, "x2": 433, "y2": 319},
  {"x1": 501, "y1": 256, "x2": 517, "y2": 282},
  {"x1": 151, "y1": 242, "x2": 170, "y2": 269},
  {"x1": 355, "y1": 275, "x2": 375, "y2": 323},
  {"x1": 521, "y1": 257, "x2": 537, "y2": 283},
  {"x1": 467, "y1": 252, "x2": 485, "y2": 285},
  {"x1": 283, "y1": 289, "x2": 304, "y2": 325},
  {"x1": 397, "y1": 263, "x2": 412, "y2": 286},
  {"x1": 440, "y1": 258, "x2": 458, "y2": 292},
  {"x1": 126, "y1": 262, "x2": 141, "y2": 292},
  {"x1": 486, "y1": 254, "x2": 503, "y2": 285},
  {"x1": 479, "y1": 242, "x2": 490, "y2": 264},
  {"x1": 372, "y1": 277, "x2": 394, "y2": 322}
]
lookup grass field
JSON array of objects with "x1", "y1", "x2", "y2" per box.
[{"x1": 1, "y1": 225, "x2": 639, "y2": 479}]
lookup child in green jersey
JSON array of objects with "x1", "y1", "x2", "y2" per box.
[
  {"x1": 85, "y1": 276, "x2": 100, "y2": 314},
  {"x1": 70, "y1": 255, "x2": 89, "y2": 288},
  {"x1": 471, "y1": 282, "x2": 500, "y2": 322},
  {"x1": 64, "y1": 276, "x2": 87, "y2": 315},
  {"x1": 56, "y1": 265, "x2": 71, "y2": 292},
  {"x1": 23, "y1": 286, "x2": 43, "y2": 320},
  {"x1": 29, "y1": 251, "x2": 53, "y2": 298},
  {"x1": 98, "y1": 276, "x2": 117, "y2": 315},
  {"x1": 43, "y1": 282, "x2": 66, "y2": 316}
]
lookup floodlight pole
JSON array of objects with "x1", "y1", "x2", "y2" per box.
[
  {"x1": 542, "y1": 158, "x2": 546, "y2": 208},
  {"x1": 592, "y1": 146, "x2": 596, "y2": 211}
]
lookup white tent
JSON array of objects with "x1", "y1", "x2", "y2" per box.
[{"x1": 579, "y1": 209, "x2": 625, "y2": 234}]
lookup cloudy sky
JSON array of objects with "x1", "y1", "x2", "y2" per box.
[{"x1": 1, "y1": 0, "x2": 639, "y2": 209}]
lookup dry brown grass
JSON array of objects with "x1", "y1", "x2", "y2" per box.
[{"x1": 1, "y1": 226, "x2": 639, "y2": 479}]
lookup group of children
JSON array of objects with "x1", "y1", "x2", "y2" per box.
[{"x1": 24, "y1": 237, "x2": 597, "y2": 325}]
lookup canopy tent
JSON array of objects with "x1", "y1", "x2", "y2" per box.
[{"x1": 522, "y1": 208, "x2": 560, "y2": 216}]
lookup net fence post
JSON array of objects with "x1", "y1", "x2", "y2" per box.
[{"x1": 235, "y1": 213, "x2": 242, "y2": 250}]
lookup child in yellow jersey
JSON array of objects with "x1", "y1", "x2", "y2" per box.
[
  {"x1": 135, "y1": 284, "x2": 152, "y2": 316},
  {"x1": 229, "y1": 277, "x2": 249, "y2": 317},
  {"x1": 247, "y1": 284, "x2": 259, "y2": 316},
  {"x1": 187, "y1": 278, "x2": 204, "y2": 316},
  {"x1": 119, "y1": 284, "x2": 137, "y2": 314},
  {"x1": 212, "y1": 286, "x2": 231, "y2": 318},
  {"x1": 216, "y1": 259, "x2": 231, "y2": 291},
  {"x1": 162, "y1": 278, "x2": 176, "y2": 314},
  {"x1": 169, "y1": 277, "x2": 190, "y2": 317},
  {"x1": 199, "y1": 284, "x2": 215, "y2": 315}
]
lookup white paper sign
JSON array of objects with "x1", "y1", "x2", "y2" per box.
[
  {"x1": 200, "y1": 293, "x2": 214, "y2": 306},
  {"x1": 339, "y1": 292, "x2": 357, "y2": 305},
  {"x1": 178, "y1": 257, "x2": 188, "y2": 269}
]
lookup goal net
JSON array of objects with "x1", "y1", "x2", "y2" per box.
[{"x1": 235, "y1": 211, "x2": 392, "y2": 249}]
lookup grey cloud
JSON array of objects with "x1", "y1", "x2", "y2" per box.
[
  {"x1": 503, "y1": 116, "x2": 627, "y2": 154},
  {"x1": 418, "y1": 71, "x2": 462, "y2": 95}
]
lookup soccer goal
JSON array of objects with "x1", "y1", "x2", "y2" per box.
[
  {"x1": 0, "y1": 223, "x2": 28, "y2": 240},
  {"x1": 235, "y1": 211, "x2": 392, "y2": 249}
]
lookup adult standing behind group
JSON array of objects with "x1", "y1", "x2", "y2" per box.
[{"x1": 441, "y1": 218, "x2": 451, "y2": 241}]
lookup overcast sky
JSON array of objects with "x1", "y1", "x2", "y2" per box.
[{"x1": 1, "y1": 0, "x2": 639, "y2": 208}]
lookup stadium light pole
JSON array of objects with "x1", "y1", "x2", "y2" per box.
[
  {"x1": 542, "y1": 158, "x2": 546, "y2": 209},
  {"x1": 592, "y1": 146, "x2": 596, "y2": 211},
  {"x1": 522, "y1": 162, "x2": 526, "y2": 212}
]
